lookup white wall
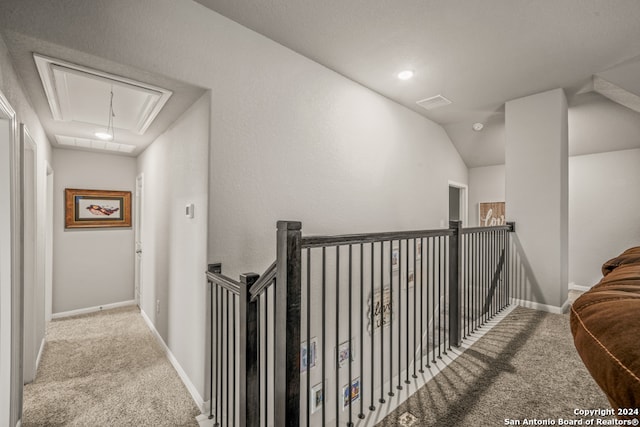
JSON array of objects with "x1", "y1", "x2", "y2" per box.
[
  {"x1": 0, "y1": 33, "x2": 52, "y2": 427},
  {"x1": 569, "y1": 148, "x2": 640, "y2": 288},
  {"x1": 136, "y1": 94, "x2": 209, "y2": 404},
  {"x1": 0, "y1": 0, "x2": 468, "y2": 280},
  {"x1": 52, "y1": 149, "x2": 136, "y2": 314},
  {"x1": 468, "y1": 165, "x2": 506, "y2": 227},
  {"x1": 506, "y1": 88, "x2": 568, "y2": 311}
]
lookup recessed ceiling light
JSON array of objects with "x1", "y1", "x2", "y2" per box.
[
  {"x1": 94, "y1": 131, "x2": 114, "y2": 141},
  {"x1": 397, "y1": 70, "x2": 414, "y2": 80},
  {"x1": 472, "y1": 122, "x2": 484, "y2": 132}
]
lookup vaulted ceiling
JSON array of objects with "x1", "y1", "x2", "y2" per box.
[{"x1": 195, "y1": 0, "x2": 640, "y2": 167}]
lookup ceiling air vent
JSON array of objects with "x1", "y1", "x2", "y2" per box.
[{"x1": 416, "y1": 94, "x2": 452, "y2": 111}]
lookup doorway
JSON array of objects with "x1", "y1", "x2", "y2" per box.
[
  {"x1": 45, "y1": 163, "x2": 53, "y2": 322},
  {"x1": 0, "y1": 89, "x2": 20, "y2": 426},
  {"x1": 448, "y1": 181, "x2": 468, "y2": 225},
  {"x1": 21, "y1": 125, "x2": 39, "y2": 384},
  {"x1": 134, "y1": 174, "x2": 144, "y2": 307}
]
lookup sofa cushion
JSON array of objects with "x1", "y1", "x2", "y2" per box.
[
  {"x1": 571, "y1": 252, "x2": 640, "y2": 418},
  {"x1": 601, "y1": 251, "x2": 640, "y2": 276}
]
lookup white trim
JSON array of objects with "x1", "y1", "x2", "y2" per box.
[
  {"x1": 139, "y1": 309, "x2": 205, "y2": 412},
  {"x1": 568, "y1": 282, "x2": 591, "y2": 292},
  {"x1": 511, "y1": 297, "x2": 567, "y2": 314},
  {"x1": 0, "y1": 89, "x2": 17, "y2": 426},
  {"x1": 34, "y1": 53, "x2": 172, "y2": 135},
  {"x1": 51, "y1": 300, "x2": 136, "y2": 319},
  {"x1": 15, "y1": 420, "x2": 20, "y2": 427},
  {"x1": 448, "y1": 180, "x2": 469, "y2": 226},
  {"x1": 35, "y1": 338, "x2": 45, "y2": 373}
]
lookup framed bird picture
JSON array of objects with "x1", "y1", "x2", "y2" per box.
[{"x1": 65, "y1": 188, "x2": 132, "y2": 229}]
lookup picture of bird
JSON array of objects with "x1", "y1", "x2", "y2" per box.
[{"x1": 85, "y1": 204, "x2": 120, "y2": 216}]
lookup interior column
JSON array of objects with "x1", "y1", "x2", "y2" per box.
[{"x1": 505, "y1": 88, "x2": 568, "y2": 311}]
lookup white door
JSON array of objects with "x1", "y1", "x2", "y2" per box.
[{"x1": 134, "y1": 174, "x2": 143, "y2": 306}]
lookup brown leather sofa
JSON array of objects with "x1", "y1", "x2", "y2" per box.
[{"x1": 570, "y1": 247, "x2": 640, "y2": 419}]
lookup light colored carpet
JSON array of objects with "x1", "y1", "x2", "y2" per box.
[
  {"x1": 22, "y1": 306, "x2": 200, "y2": 426},
  {"x1": 379, "y1": 306, "x2": 612, "y2": 427}
]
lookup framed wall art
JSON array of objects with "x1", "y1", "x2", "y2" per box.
[
  {"x1": 65, "y1": 188, "x2": 132, "y2": 229},
  {"x1": 478, "y1": 201, "x2": 505, "y2": 227}
]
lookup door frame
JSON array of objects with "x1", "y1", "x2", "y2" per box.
[
  {"x1": 44, "y1": 162, "x2": 53, "y2": 323},
  {"x1": 0, "y1": 89, "x2": 22, "y2": 426},
  {"x1": 21, "y1": 124, "x2": 38, "y2": 385},
  {"x1": 448, "y1": 180, "x2": 468, "y2": 226},
  {"x1": 134, "y1": 173, "x2": 144, "y2": 307}
]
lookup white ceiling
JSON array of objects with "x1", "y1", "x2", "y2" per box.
[
  {"x1": 194, "y1": 0, "x2": 640, "y2": 166},
  {"x1": 1, "y1": 1, "x2": 639, "y2": 164},
  {"x1": 0, "y1": 30, "x2": 205, "y2": 157}
]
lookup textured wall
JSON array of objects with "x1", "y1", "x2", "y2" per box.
[
  {"x1": 569, "y1": 148, "x2": 640, "y2": 288},
  {"x1": 136, "y1": 94, "x2": 209, "y2": 403},
  {"x1": 0, "y1": 33, "x2": 53, "y2": 425},
  {"x1": 506, "y1": 88, "x2": 568, "y2": 311},
  {"x1": 468, "y1": 165, "x2": 506, "y2": 227}
]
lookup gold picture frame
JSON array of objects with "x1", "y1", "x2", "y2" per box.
[{"x1": 65, "y1": 188, "x2": 132, "y2": 229}]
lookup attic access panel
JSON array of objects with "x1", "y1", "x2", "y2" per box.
[{"x1": 34, "y1": 53, "x2": 172, "y2": 135}]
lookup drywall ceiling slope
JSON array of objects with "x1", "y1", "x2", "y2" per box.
[
  {"x1": 195, "y1": 0, "x2": 640, "y2": 166},
  {"x1": 0, "y1": 31, "x2": 206, "y2": 156},
  {"x1": 195, "y1": 0, "x2": 640, "y2": 124},
  {"x1": 568, "y1": 92, "x2": 640, "y2": 157}
]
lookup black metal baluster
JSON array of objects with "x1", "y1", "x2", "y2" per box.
[
  {"x1": 379, "y1": 242, "x2": 385, "y2": 404},
  {"x1": 397, "y1": 239, "x2": 403, "y2": 387},
  {"x1": 405, "y1": 239, "x2": 410, "y2": 384},
  {"x1": 321, "y1": 247, "x2": 326, "y2": 426},
  {"x1": 348, "y1": 244, "x2": 353, "y2": 427},
  {"x1": 444, "y1": 235, "x2": 449, "y2": 354},
  {"x1": 387, "y1": 240, "x2": 392, "y2": 396},
  {"x1": 412, "y1": 238, "x2": 417, "y2": 379},
  {"x1": 369, "y1": 243, "x2": 375, "y2": 412},
  {"x1": 226, "y1": 290, "x2": 230, "y2": 427},
  {"x1": 437, "y1": 236, "x2": 442, "y2": 360},
  {"x1": 359, "y1": 243, "x2": 365, "y2": 419},
  {"x1": 426, "y1": 237, "x2": 430, "y2": 369},
  {"x1": 335, "y1": 246, "x2": 340, "y2": 425},
  {"x1": 208, "y1": 281, "x2": 215, "y2": 421},
  {"x1": 431, "y1": 236, "x2": 436, "y2": 365},
  {"x1": 232, "y1": 293, "x2": 236, "y2": 427},
  {"x1": 306, "y1": 248, "x2": 311, "y2": 427},
  {"x1": 264, "y1": 291, "x2": 268, "y2": 427},
  {"x1": 419, "y1": 238, "x2": 425, "y2": 373}
]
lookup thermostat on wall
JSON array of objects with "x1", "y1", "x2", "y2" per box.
[{"x1": 186, "y1": 203, "x2": 194, "y2": 218}]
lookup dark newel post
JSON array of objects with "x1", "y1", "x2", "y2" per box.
[
  {"x1": 239, "y1": 273, "x2": 260, "y2": 427},
  {"x1": 275, "y1": 221, "x2": 302, "y2": 426},
  {"x1": 207, "y1": 263, "x2": 221, "y2": 421},
  {"x1": 448, "y1": 220, "x2": 462, "y2": 347},
  {"x1": 506, "y1": 222, "x2": 515, "y2": 303}
]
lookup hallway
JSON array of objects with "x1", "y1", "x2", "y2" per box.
[{"x1": 22, "y1": 306, "x2": 199, "y2": 426}]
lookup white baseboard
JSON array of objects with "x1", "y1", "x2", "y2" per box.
[
  {"x1": 52, "y1": 300, "x2": 137, "y2": 319},
  {"x1": 511, "y1": 297, "x2": 567, "y2": 314},
  {"x1": 568, "y1": 282, "x2": 592, "y2": 292},
  {"x1": 140, "y1": 309, "x2": 205, "y2": 412},
  {"x1": 35, "y1": 338, "x2": 45, "y2": 373}
]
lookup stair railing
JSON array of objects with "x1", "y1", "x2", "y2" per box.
[{"x1": 206, "y1": 220, "x2": 514, "y2": 426}]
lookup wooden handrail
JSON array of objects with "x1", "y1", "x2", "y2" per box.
[
  {"x1": 206, "y1": 271, "x2": 241, "y2": 295},
  {"x1": 248, "y1": 260, "x2": 277, "y2": 302}
]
